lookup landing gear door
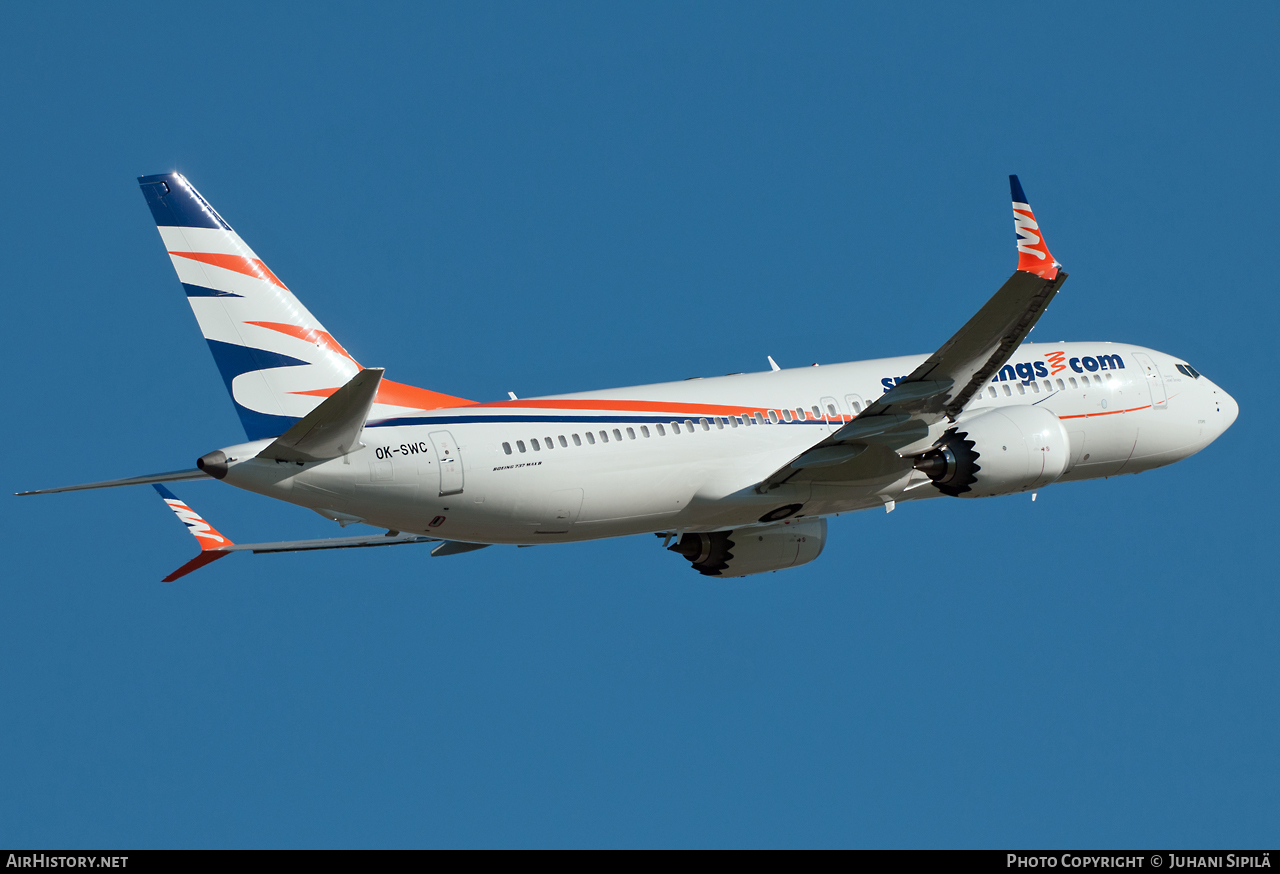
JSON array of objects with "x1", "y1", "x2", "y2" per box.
[
  {"x1": 1133, "y1": 353, "x2": 1167, "y2": 410},
  {"x1": 429, "y1": 431, "x2": 465, "y2": 496}
]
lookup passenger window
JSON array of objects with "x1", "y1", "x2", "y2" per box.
[
  {"x1": 851, "y1": 401, "x2": 862, "y2": 413},
  {"x1": 502, "y1": 442, "x2": 512, "y2": 455},
  {"x1": 545, "y1": 436, "x2": 554, "y2": 449},
  {"x1": 626, "y1": 427, "x2": 636, "y2": 439},
  {"x1": 1002, "y1": 384, "x2": 1012, "y2": 396},
  {"x1": 641, "y1": 426, "x2": 650, "y2": 438},
  {"x1": 715, "y1": 418, "x2": 724, "y2": 429},
  {"x1": 1069, "y1": 377, "x2": 1078, "y2": 388},
  {"x1": 782, "y1": 410, "x2": 793, "y2": 422},
  {"x1": 558, "y1": 435, "x2": 568, "y2": 448},
  {"x1": 768, "y1": 410, "x2": 779, "y2": 424},
  {"x1": 1104, "y1": 373, "x2": 1112, "y2": 382},
  {"x1": 517, "y1": 440, "x2": 527, "y2": 453},
  {"x1": 531, "y1": 438, "x2": 541, "y2": 451},
  {"x1": 1016, "y1": 384, "x2": 1026, "y2": 395},
  {"x1": 572, "y1": 434, "x2": 582, "y2": 446},
  {"x1": 731, "y1": 417, "x2": 740, "y2": 428},
  {"x1": 1030, "y1": 382, "x2": 1040, "y2": 394},
  {"x1": 685, "y1": 419, "x2": 695, "y2": 431},
  {"x1": 671, "y1": 422, "x2": 680, "y2": 434},
  {"x1": 613, "y1": 428, "x2": 623, "y2": 441},
  {"x1": 1094, "y1": 375, "x2": 1104, "y2": 385},
  {"x1": 988, "y1": 386, "x2": 997, "y2": 398},
  {"x1": 657, "y1": 424, "x2": 666, "y2": 436},
  {"x1": 699, "y1": 418, "x2": 710, "y2": 431},
  {"x1": 1056, "y1": 379, "x2": 1065, "y2": 390},
  {"x1": 826, "y1": 403, "x2": 837, "y2": 416},
  {"x1": 755, "y1": 413, "x2": 766, "y2": 425},
  {"x1": 600, "y1": 430, "x2": 610, "y2": 443},
  {"x1": 585, "y1": 432, "x2": 595, "y2": 445},
  {"x1": 811, "y1": 405, "x2": 821, "y2": 418}
]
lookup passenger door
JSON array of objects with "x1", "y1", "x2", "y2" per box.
[
  {"x1": 1133, "y1": 353, "x2": 1168, "y2": 410},
  {"x1": 429, "y1": 431, "x2": 465, "y2": 496}
]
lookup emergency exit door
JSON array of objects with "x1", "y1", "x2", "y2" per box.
[{"x1": 819, "y1": 396, "x2": 841, "y2": 433}]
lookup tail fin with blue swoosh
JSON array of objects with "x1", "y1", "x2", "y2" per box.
[{"x1": 137, "y1": 173, "x2": 472, "y2": 441}]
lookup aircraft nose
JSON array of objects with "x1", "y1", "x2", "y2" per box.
[{"x1": 1219, "y1": 388, "x2": 1239, "y2": 431}]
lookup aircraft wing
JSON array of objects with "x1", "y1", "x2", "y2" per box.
[{"x1": 759, "y1": 176, "x2": 1068, "y2": 491}]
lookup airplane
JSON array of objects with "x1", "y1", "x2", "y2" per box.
[{"x1": 17, "y1": 174, "x2": 1238, "y2": 580}]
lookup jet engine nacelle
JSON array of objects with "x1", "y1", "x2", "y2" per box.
[
  {"x1": 669, "y1": 517, "x2": 826, "y2": 577},
  {"x1": 914, "y1": 405, "x2": 1070, "y2": 498}
]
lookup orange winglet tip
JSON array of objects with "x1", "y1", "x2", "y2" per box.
[
  {"x1": 162, "y1": 549, "x2": 231, "y2": 583},
  {"x1": 1010, "y1": 175, "x2": 1060, "y2": 279}
]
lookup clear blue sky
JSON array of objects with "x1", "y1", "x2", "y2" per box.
[{"x1": 1, "y1": 2, "x2": 1275, "y2": 848}]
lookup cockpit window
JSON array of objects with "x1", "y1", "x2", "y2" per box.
[{"x1": 1176, "y1": 363, "x2": 1202, "y2": 379}]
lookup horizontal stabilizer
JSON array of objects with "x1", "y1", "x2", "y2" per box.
[
  {"x1": 151, "y1": 485, "x2": 442, "y2": 580},
  {"x1": 258, "y1": 368, "x2": 385, "y2": 463},
  {"x1": 17, "y1": 468, "x2": 208, "y2": 496},
  {"x1": 224, "y1": 532, "x2": 438, "y2": 554}
]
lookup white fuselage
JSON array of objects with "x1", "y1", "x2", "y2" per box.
[{"x1": 215, "y1": 342, "x2": 1238, "y2": 545}]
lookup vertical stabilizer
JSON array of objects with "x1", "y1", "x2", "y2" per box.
[{"x1": 138, "y1": 173, "x2": 471, "y2": 440}]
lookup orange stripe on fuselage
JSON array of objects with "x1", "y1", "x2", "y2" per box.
[
  {"x1": 286, "y1": 391, "x2": 841, "y2": 420},
  {"x1": 468, "y1": 398, "x2": 793, "y2": 417},
  {"x1": 475, "y1": 398, "x2": 851, "y2": 424},
  {"x1": 1059, "y1": 403, "x2": 1151, "y2": 419},
  {"x1": 169, "y1": 251, "x2": 289, "y2": 289}
]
